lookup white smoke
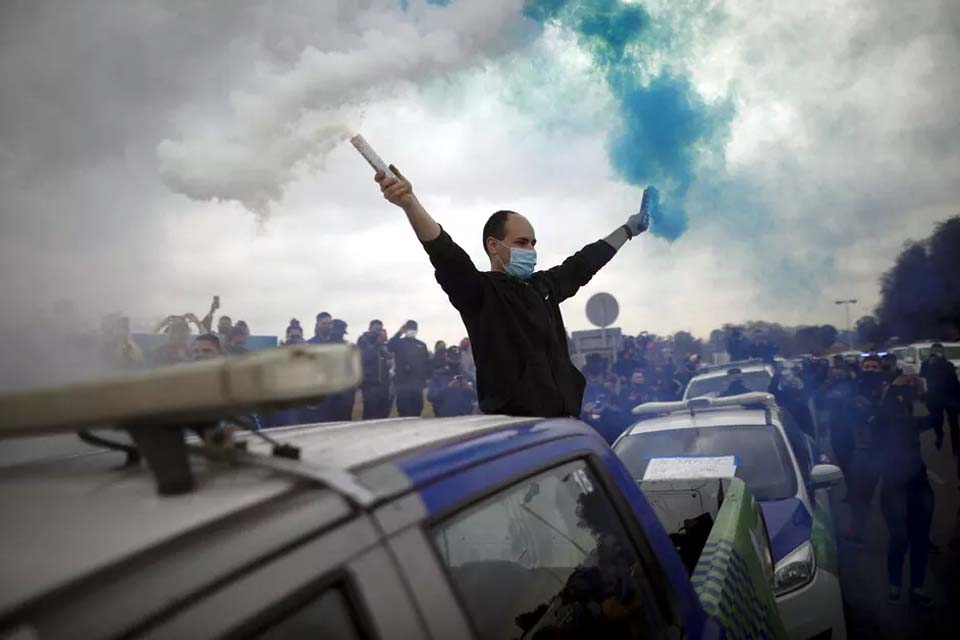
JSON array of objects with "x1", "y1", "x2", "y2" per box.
[{"x1": 157, "y1": 0, "x2": 534, "y2": 215}]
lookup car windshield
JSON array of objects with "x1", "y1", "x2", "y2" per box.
[
  {"x1": 685, "y1": 371, "x2": 772, "y2": 399},
  {"x1": 614, "y1": 424, "x2": 798, "y2": 501}
]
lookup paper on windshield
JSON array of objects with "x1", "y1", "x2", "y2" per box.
[{"x1": 643, "y1": 456, "x2": 738, "y2": 481}]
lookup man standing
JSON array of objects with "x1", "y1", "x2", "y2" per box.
[
  {"x1": 428, "y1": 346, "x2": 478, "y2": 417},
  {"x1": 618, "y1": 370, "x2": 651, "y2": 413},
  {"x1": 308, "y1": 312, "x2": 334, "y2": 344},
  {"x1": 358, "y1": 322, "x2": 393, "y2": 419},
  {"x1": 151, "y1": 316, "x2": 193, "y2": 366},
  {"x1": 921, "y1": 342, "x2": 960, "y2": 456},
  {"x1": 282, "y1": 320, "x2": 305, "y2": 345},
  {"x1": 375, "y1": 165, "x2": 650, "y2": 417},
  {"x1": 304, "y1": 316, "x2": 356, "y2": 422},
  {"x1": 226, "y1": 326, "x2": 249, "y2": 355},
  {"x1": 327, "y1": 319, "x2": 357, "y2": 421},
  {"x1": 846, "y1": 355, "x2": 886, "y2": 547},
  {"x1": 191, "y1": 333, "x2": 224, "y2": 361},
  {"x1": 388, "y1": 320, "x2": 430, "y2": 417}
]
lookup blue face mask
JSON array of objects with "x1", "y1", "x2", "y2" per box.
[{"x1": 498, "y1": 241, "x2": 537, "y2": 279}]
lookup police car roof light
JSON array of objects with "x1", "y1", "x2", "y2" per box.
[
  {"x1": 632, "y1": 392, "x2": 777, "y2": 417},
  {"x1": 0, "y1": 345, "x2": 363, "y2": 499},
  {"x1": 0, "y1": 345, "x2": 361, "y2": 438}
]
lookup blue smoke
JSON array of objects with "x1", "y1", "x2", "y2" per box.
[
  {"x1": 521, "y1": 0, "x2": 730, "y2": 240},
  {"x1": 401, "y1": 0, "x2": 729, "y2": 240}
]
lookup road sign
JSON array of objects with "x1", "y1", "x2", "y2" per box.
[{"x1": 586, "y1": 292, "x2": 619, "y2": 328}]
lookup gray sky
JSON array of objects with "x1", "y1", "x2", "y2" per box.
[{"x1": 1, "y1": 0, "x2": 958, "y2": 347}]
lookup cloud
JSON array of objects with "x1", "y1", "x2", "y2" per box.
[{"x1": 156, "y1": 0, "x2": 537, "y2": 214}]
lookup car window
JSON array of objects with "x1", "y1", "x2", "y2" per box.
[
  {"x1": 251, "y1": 584, "x2": 366, "y2": 639},
  {"x1": 685, "y1": 371, "x2": 771, "y2": 398},
  {"x1": 432, "y1": 460, "x2": 670, "y2": 640},
  {"x1": 615, "y1": 425, "x2": 798, "y2": 501}
]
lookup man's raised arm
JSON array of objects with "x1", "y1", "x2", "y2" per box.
[
  {"x1": 376, "y1": 166, "x2": 483, "y2": 311},
  {"x1": 538, "y1": 187, "x2": 654, "y2": 303},
  {"x1": 376, "y1": 165, "x2": 440, "y2": 242}
]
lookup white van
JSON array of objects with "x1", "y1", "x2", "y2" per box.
[{"x1": 892, "y1": 342, "x2": 960, "y2": 375}]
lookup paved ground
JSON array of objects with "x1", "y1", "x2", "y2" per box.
[{"x1": 837, "y1": 417, "x2": 957, "y2": 639}]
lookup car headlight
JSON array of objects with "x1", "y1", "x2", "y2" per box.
[{"x1": 772, "y1": 541, "x2": 816, "y2": 597}]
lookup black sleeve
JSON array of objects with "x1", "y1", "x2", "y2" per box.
[
  {"x1": 534, "y1": 240, "x2": 617, "y2": 303},
  {"x1": 422, "y1": 228, "x2": 484, "y2": 311},
  {"x1": 387, "y1": 332, "x2": 402, "y2": 353}
]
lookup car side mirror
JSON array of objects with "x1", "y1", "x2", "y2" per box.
[{"x1": 810, "y1": 464, "x2": 843, "y2": 490}]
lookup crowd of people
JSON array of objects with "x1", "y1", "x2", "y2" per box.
[
  {"x1": 580, "y1": 332, "x2": 960, "y2": 603},
  {"x1": 809, "y1": 346, "x2": 959, "y2": 603},
  {"x1": 72, "y1": 295, "x2": 960, "y2": 602},
  {"x1": 113, "y1": 297, "x2": 481, "y2": 424}
]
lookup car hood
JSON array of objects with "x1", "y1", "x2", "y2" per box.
[{"x1": 759, "y1": 498, "x2": 812, "y2": 564}]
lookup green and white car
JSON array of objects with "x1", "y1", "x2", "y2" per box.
[{"x1": 614, "y1": 393, "x2": 847, "y2": 640}]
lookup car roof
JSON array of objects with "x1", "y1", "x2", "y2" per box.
[
  {"x1": 621, "y1": 407, "x2": 771, "y2": 436},
  {"x1": 0, "y1": 414, "x2": 579, "y2": 619},
  {"x1": 246, "y1": 414, "x2": 536, "y2": 471}
]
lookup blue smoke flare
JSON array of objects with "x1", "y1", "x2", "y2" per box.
[{"x1": 522, "y1": 0, "x2": 730, "y2": 240}]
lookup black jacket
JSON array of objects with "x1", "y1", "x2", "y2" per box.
[
  {"x1": 921, "y1": 358, "x2": 960, "y2": 405},
  {"x1": 422, "y1": 228, "x2": 615, "y2": 417},
  {"x1": 428, "y1": 364, "x2": 477, "y2": 417},
  {"x1": 388, "y1": 334, "x2": 430, "y2": 391},
  {"x1": 358, "y1": 334, "x2": 391, "y2": 389}
]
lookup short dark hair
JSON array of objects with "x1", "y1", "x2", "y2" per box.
[
  {"x1": 316, "y1": 312, "x2": 331, "y2": 321},
  {"x1": 369, "y1": 319, "x2": 383, "y2": 330},
  {"x1": 482, "y1": 210, "x2": 518, "y2": 254}
]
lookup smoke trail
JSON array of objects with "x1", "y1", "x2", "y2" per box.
[
  {"x1": 524, "y1": 0, "x2": 730, "y2": 240},
  {"x1": 158, "y1": 0, "x2": 726, "y2": 238},
  {"x1": 157, "y1": 0, "x2": 534, "y2": 217}
]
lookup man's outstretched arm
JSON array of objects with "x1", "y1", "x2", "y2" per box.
[
  {"x1": 539, "y1": 188, "x2": 654, "y2": 302},
  {"x1": 376, "y1": 165, "x2": 483, "y2": 310},
  {"x1": 376, "y1": 165, "x2": 440, "y2": 242}
]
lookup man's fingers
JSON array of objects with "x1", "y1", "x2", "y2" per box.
[
  {"x1": 384, "y1": 183, "x2": 410, "y2": 200},
  {"x1": 389, "y1": 164, "x2": 404, "y2": 180}
]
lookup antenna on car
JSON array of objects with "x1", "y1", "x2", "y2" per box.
[{"x1": 0, "y1": 345, "x2": 362, "y2": 497}]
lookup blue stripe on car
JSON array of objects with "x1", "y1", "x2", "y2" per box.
[{"x1": 759, "y1": 498, "x2": 813, "y2": 563}]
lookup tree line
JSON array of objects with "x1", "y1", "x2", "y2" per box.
[{"x1": 645, "y1": 214, "x2": 960, "y2": 360}]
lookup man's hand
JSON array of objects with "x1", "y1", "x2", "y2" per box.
[
  {"x1": 376, "y1": 164, "x2": 415, "y2": 209},
  {"x1": 625, "y1": 185, "x2": 656, "y2": 237}
]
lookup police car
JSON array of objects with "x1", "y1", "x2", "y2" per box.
[
  {"x1": 613, "y1": 394, "x2": 847, "y2": 640},
  {"x1": 683, "y1": 361, "x2": 776, "y2": 401},
  {"x1": 0, "y1": 345, "x2": 788, "y2": 639}
]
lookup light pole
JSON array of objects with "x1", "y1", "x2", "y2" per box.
[{"x1": 835, "y1": 299, "x2": 858, "y2": 350}]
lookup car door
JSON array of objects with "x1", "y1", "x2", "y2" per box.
[{"x1": 406, "y1": 445, "x2": 691, "y2": 639}]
